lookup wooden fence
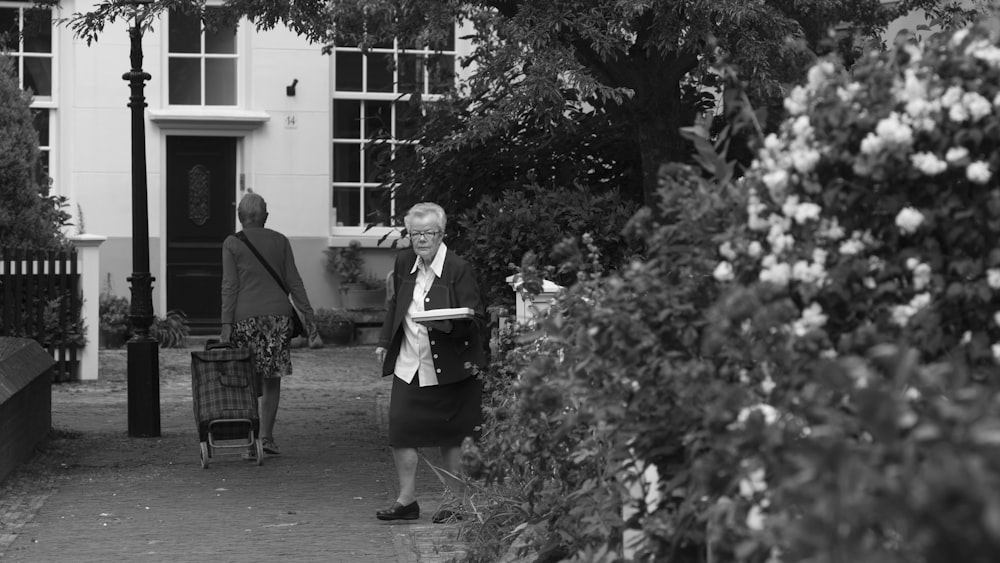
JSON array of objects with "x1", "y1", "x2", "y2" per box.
[{"x1": 0, "y1": 247, "x2": 82, "y2": 382}]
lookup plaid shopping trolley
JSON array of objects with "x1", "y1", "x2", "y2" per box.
[{"x1": 191, "y1": 341, "x2": 262, "y2": 468}]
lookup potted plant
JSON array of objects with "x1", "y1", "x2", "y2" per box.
[
  {"x1": 325, "y1": 241, "x2": 387, "y2": 310},
  {"x1": 99, "y1": 290, "x2": 131, "y2": 348},
  {"x1": 313, "y1": 307, "x2": 355, "y2": 345}
]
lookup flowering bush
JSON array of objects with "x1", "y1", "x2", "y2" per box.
[
  {"x1": 465, "y1": 17, "x2": 1000, "y2": 563},
  {"x1": 702, "y1": 18, "x2": 1000, "y2": 562}
]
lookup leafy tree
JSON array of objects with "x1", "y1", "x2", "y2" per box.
[
  {"x1": 60, "y1": 0, "x2": 985, "y2": 208},
  {"x1": 0, "y1": 55, "x2": 68, "y2": 248}
]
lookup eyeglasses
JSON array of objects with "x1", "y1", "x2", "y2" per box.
[{"x1": 409, "y1": 230, "x2": 442, "y2": 240}]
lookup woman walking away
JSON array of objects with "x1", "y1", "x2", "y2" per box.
[
  {"x1": 221, "y1": 192, "x2": 315, "y2": 459},
  {"x1": 374, "y1": 202, "x2": 487, "y2": 523}
]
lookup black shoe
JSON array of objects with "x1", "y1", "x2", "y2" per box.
[
  {"x1": 376, "y1": 501, "x2": 420, "y2": 521},
  {"x1": 432, "y1": 508, "x2": 464, "y2": 524}
]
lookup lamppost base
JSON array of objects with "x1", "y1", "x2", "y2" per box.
[{"x1": 127, "y1": 337, "x2": 160, "y2": 437}]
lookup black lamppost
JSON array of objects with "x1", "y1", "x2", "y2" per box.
[{"x1": 123, "y1": 0, "x2": 160, "y2": 438}]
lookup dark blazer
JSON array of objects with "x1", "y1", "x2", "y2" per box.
[{"x1": 378, "y1": 248, "x2": 487, "y2": 384}]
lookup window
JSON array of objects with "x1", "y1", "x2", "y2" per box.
[
  {"x1": 1, "y1": 4, "x2": 55, "y2": 186},
  {"x1": 0, "y1": 5, "x2": 53, "y2": 99},
  {"x1": 167, "y1": 7, "x2": 237, "y2": 106},
  {"x1": 331, "y1": 27, "x2": 457, "y2": 232}
]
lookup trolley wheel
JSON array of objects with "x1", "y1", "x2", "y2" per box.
[
  {"x1": 255, "y1": 438, "x2": 264, "y2": 466},
  {"x1": 200, "y1": 442, "x2": 210, "y2": 469}
]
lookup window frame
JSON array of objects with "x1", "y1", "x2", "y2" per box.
[
  {"x1": 329, "y1": 29, "x2": 458, "y2": 242},
  {"x1": 165, "y1": 4, "x2": 241, "y2": 108},
  {"x1": 1, "y1": 2, "x2": 58, "y2": 189}
]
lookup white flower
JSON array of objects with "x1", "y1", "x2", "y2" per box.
[
  {"x1": 864, "y1": 277, "x2": 877, "y2": 289},
  {"x1": 719, "y1": 241, "x2": 737, "y2": 261},
  {"x1": 988, "y1": 268, "x2": 1000, "y2": 290},
  {"x1": 860, "y1": 133, "x2": 884, "y2": 155},
  {"x1": 994, "y1": 311, "x2": 1000, "y2": 326},
  {"x1": 806, "y1": 61, "x2": 835, "y2": 91},
  {"x1": 910, "y1": 152, "x2": 947, "y2": 176},
  {"x1": 971, "y1": 42, "x2": 1000, "y2": 66},
  {"x1": 946, "y1": 146, "x2": 970, "y2": 165},
  {"x1": 900, "y1": 68, "x2": 928, "y2": 103},
  {"x1": 793, "y1": 202, "x2": 822, "y2": 224},
  {"x1": 781, "y1": 195, "x2": 801, "y2": 219},
  {"x1": 739, "y1": 467, "x2": 768, "y2": 499},
  {"x1": 713, "y1": 261, "x2": 735, "y2": 283},
  {"x1": 891, "y1": 292, "x2": 931, "y2": 327},
  {"x1": 895, "y1": 207, "x2": 925, "y2": 234},
  {"x1": 812, "y1": 248, "x2": 828, "y2": 265},
  {"x1": 964, "y1": 92, "x2": 993, "y2": 121},
  {"x1": 746, "y1": 504, "x2": 766, "y2": 531},
  {"x1": 906, "y1": 257, "x2": 920, "y2": 270},
  {"x1": 911, "y1": 292, "x2": 931, "y2": 310},
  {"x1": 791, "y1": 148, "x2": 821, "y2": 174},
  {"x1": 762, "y1": 169, "x2": 791, "y2": 200},
  {"x1": 967, "y1": 161, "x2": 992, "y2": 184},
  {"x1": 875, "y1": 112, "x2": 914, "y2": 146},
  {"x1": 735, "y1": 404, "x2": 780, "y2": 426},
  {"x1": 784, "y1": 85, "x2": 809, "y2": 115},
  {"x1": 961, "y1": 331, "x2": 972, "y2": 345},
  {"x1": 792, "y1": 302, "x2": 828, "y2": 336},
  {"x1": 791, "y1": 115, "x2": 813, "y2": 138},
  {"x1": 891, "y1": 304, "x2": 915, "y2": 326},
  {"x1": 760, "y1": 260, "x2": 792, "y2": 287},
  {"x1": 913, "y1": 262, "x2": 932, "y2": 290},
  {"x1": 941, "y1": 85, "x2": 964, "y2": 108},
  {"x1": 994, "y1": 342, "x2": 1000, "y2": 363},
  {"x1": 817, "y1": 217, "x2": 845, "y2": 241},
  {"x1": 761, "y1": 375, "x2": 775, "y2": 395},
  {"x1": 949, "y1": 102, "x2": 970, "y2": 122},
  {"x1": 747, "y1": 241, "x2": 763, "y2": 258},
  {"x1": 763, "y1": 133, "x2": 782, "y2": 151},
  {"x1": 952, "y1": 28, "x2": 970, "y2": 46},
  {"x1": 792, "y1": 260, "x2": 827, "y2": 286},
  {"x1": 839, "y1": 238, "x2": 865, "y2": 255}
]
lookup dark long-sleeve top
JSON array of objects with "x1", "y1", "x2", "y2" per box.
[
  {"x1": 379, "y1": 247, "x2": 487, "y2": 385},
  {"x1": 221, "y1": 227, "x2": 314, "y2": 324}
]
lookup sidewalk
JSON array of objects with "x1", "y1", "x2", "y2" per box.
[{"x1": 0, "y1": 344, "x2": 468, "y2": 562}]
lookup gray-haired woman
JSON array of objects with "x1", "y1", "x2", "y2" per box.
[{"x1": 220, "y1": 192, "x2": 315, "y2": 459}]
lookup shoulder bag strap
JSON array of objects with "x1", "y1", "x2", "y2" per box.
[{"x1": 235, "y1": 231, "x2": 290, "y2": 295}]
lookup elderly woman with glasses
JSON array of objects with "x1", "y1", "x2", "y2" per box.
[{"x1": 374, "y1": 202, "x2": 486, "y2": 523}]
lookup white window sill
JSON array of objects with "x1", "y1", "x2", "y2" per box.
[
  {"x1": 148, "y1": 108, "x2": 270, "y2": 131},
  {"x1": 328, "y1": 228, "x2": 408, "y2": 249}
]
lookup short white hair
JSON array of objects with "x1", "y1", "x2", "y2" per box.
[
  {"x1": 403, "y1": 202, "x2": 446, "y2": 232},
  {"x1": 238, "y1": 193, "x2": 267, "y2": 224}
]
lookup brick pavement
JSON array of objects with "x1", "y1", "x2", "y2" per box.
[{"x1": 0, "y1": 345, "x2": 468, "y2": 563}]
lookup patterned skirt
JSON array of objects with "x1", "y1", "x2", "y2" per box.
[{"x1": 232, "y1": 315, "x2": 293, "y2": 381}]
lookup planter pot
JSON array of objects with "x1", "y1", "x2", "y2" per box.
[
  {"x1": 339, "y1": 286, "x2": 387, "y2": 311},
  {"x1": 317, "y1": 319, "x2": 355, "y2": 345},
  {"x1": 99, "y1": 329, "x2": 129, "y2": 349}
]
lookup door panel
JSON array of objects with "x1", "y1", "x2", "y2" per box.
[{"x1": 166, "y1": 136, "x2": 236, "y2": 334}]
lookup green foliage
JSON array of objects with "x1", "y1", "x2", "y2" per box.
[
  {"x1": 99, "y1": 287, "x2": 189, "y2": 348},
  {"x1": 0, "y1": 56, "x2": 69, "y2": 248},
  {"x1": 324, "y1": 240, "x2": 364, "y2": 283},
  {"x1": 467, "y1": 16, "x2": 1000, "y2": 563},
  {"x1": 455, "y1": 183, "x2": 639, "y2": 308},
  {"x1": 99, "y1": 290, "x2": 131, "y2": 345},
  {"x1": 150, "y1": 310, "x2": 189, "y2": 348}
]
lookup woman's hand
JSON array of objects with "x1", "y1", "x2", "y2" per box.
[
  {"x1": 375, "y1": 346, "x2": 387, "y2": 367},
  {"x1": 220, "y1": 323, "x2": 233, "y2": 343}
]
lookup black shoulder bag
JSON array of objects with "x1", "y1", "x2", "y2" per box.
[{"x1": 235, "y1": 231, "x2": 305, "y2": 338}]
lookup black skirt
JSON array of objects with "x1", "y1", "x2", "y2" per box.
[{"x1": 388, "y1": 374, "x2": 483, "y2": 448}]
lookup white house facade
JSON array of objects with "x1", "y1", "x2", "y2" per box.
[{"x1": 6, "y1": 0, "x2": 471, "y2": 332}]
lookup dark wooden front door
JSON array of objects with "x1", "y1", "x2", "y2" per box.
[{"x1": 166, "y1": 136, "x2": 237, "y2": 334}]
